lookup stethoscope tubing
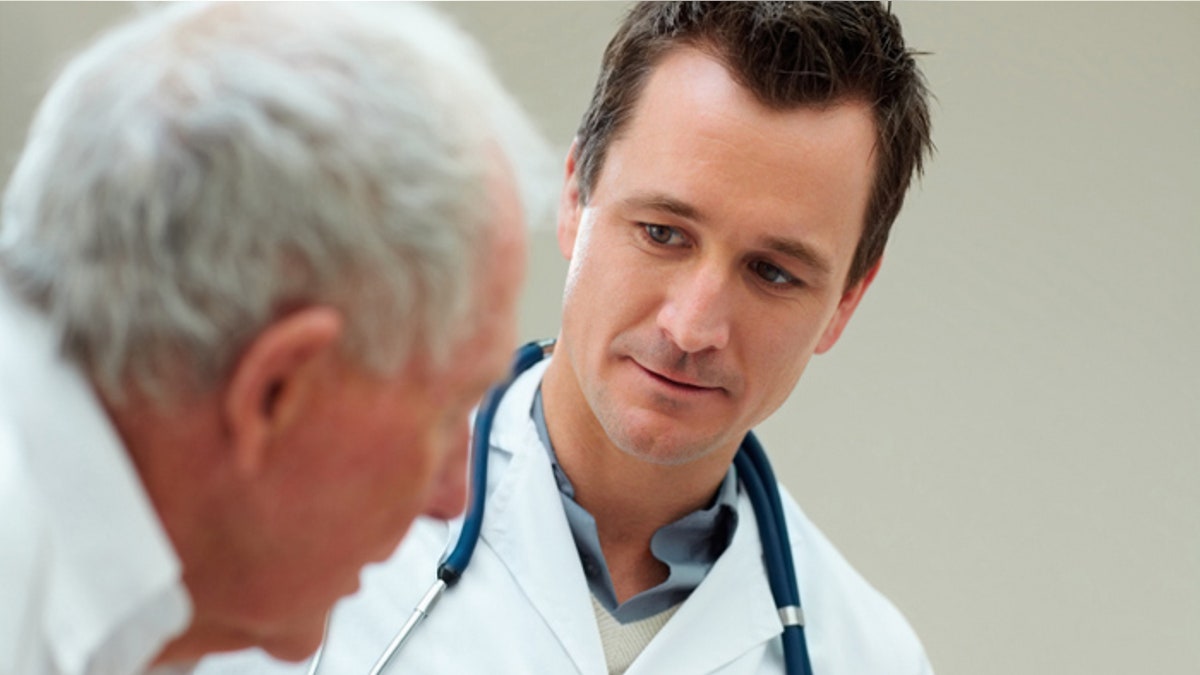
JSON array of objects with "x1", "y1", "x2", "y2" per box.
[
  {"x1": 735, "y1": 434, "x2": 814, "y2": 675},
  {"x1": 440, "y1": 339, "x2": 554, "y2": 583}
]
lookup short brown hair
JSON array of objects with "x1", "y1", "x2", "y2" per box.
[{"x1": 574, "y1": 1, "x2": 934, "y2": 288}]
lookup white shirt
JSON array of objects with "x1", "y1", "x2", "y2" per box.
[
  {"x1": 195, "y1": 358, "x2": 932, "y2": 674},
  {"x1": 0, "y1": 287, "x2": 192, "y2": 675}
]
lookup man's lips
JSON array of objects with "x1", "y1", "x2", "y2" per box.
[{"x1": 635, "y1": 361, "x2": 721, "y2": 391}]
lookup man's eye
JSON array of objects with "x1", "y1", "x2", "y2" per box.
[
  {"x1": 642, "y1": 223, "x2": 682, "y2": 245},
  {"x1": 751, "y1": 260, "x2": 799, "y2": 286}
]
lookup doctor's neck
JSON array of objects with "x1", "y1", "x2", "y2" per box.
[{"x1": 540, "y1": 350, "x2": 735, "y2": 599}]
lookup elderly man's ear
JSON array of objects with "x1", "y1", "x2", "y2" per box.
[{"x1": 223, "y1": 306, "x2": 345, "y2": 476}]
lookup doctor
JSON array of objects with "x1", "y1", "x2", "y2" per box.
[{"x1": 198, "y1": 2, "x2": 935, "y2": 674}]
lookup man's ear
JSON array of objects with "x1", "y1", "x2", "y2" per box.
[
  {"x1": 557, "y1": 140, "x2": 584, "y2": 261},
  {"x1": 815, "y1": 259, "x2": 882, "y2": 355},
  {"x1": 223, "y1": 306, "x2": 344, "y2": 475}
]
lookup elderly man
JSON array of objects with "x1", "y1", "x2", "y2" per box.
[
  {"x1": 0, "y1": 3, "x2": 546, "y2": 674},
  {"x1": 199, "y1": 2, "x2": 935, "y2": 674}
]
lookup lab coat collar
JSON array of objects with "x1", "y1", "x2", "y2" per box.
[
  {"x1": 627, "y1": 489, "x2": 782, "y2": 674},
  {"x1": 482, "y1": 357, "x2": 608, "y2": 674},
  {"x1": 0, "y1": 288, "x2": 191, "y2": 674},
  {"x1": 483, "y1": 357, "x2": 782, "y2": 674}
]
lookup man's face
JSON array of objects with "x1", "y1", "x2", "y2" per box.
[
  {"x1": 233, "y1": 170, "x2": 527, "y2": 659},
  {"x1": 554, "y1": 48, "x2": 878, "y2": 467}
]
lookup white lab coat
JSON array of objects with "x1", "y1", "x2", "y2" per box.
[
  {"x1": 197, "y1": 358, "x2": 932, "y2": 675},
  {"x1": 0, "y1": 288, "x2": 192, "y2": 675}
]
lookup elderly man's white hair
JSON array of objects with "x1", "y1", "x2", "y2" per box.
[{"x1": 0, "y1": 2, "x2": 549, "y2": 400}]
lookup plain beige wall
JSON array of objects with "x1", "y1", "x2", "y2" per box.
[{"x1": 2, "y1": 3, "x2": 1196, "y2": 674}]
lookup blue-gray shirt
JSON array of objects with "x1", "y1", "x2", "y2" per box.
[{"x1": 532, "y1": 387, "x2": 739, "y2": 624}]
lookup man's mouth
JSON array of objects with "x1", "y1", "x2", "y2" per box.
[{"x1": 637, "y1": 362, "x2": 720, "y2": 392}]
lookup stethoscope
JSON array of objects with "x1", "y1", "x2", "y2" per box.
[{"x1": 308, "y1": 339, "x2": 814, "y2": 675}]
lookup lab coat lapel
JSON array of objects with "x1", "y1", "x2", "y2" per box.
[
  {"x1": 628, "y1": 490, "x2": 782, "y2": 674},
  {"x1": 481, "y1": 360, "x2": 608, "y2": 675}
]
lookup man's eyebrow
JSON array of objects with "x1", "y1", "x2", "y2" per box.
[{"x1": 620, "y1": 192, "x2": 702, "y2": 221}]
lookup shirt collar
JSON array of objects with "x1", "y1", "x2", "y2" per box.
[
  {"x1": 0, "y1": 287, "x2": 191, "y2": 673},
  {"x1": 530, "y1": 386, "x2": 739, "y2": 623}
]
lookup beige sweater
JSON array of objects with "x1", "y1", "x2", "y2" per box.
[{"x1": 591, "y1": 595, "x2": 682, "y2": 674}]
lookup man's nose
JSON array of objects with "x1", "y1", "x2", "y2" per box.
[
  {"x1": 657, "y1": 263, "x2": 732, "y2": 354},
  {"x1": 421, "y1": 424, "x2": 469, "y2": 520}
]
